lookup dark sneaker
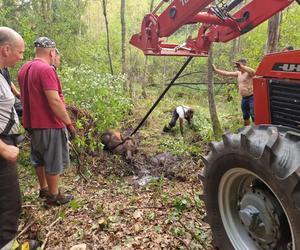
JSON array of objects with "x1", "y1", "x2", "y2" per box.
[
  {"x1": 39, "y1": 187, "x2": 49, "y2": 199},
  {"x1": 46, "y1": 192, "x2": 74, "y2": 206},
  {"x1": 163, "y1": 125, "x2": 171, "y2": 132}
]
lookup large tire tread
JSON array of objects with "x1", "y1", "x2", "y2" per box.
[{"x1": 201, "y1": 125, "x2": 300, "y2": 250}]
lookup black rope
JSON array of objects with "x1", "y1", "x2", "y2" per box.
[
  {"x1": 130, "y1": 56, "x2": 193, "y2": 137},
  {"x1": 110, "y1": 56, "x2": 194, "y2": 150}
]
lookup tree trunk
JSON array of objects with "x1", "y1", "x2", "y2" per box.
[
  {"x1": 102, "y1": 0, "x2": 114, "y2": 75},
  {"x1": 121, "y1": 0, "x2": 129, "y2": 92},
  {"x1": 229, "y1": 37, "x2": 240, "y2": 61},
  {"x1": 265, "y1": 12, "x2": 281, "y2": 54},
  {"x1": 150, "y1": 0, "x2": 155, "y2": 12},
  {"x1": 207, "y1": 45, "x2": 223, "y2": 139},
  {"x1": 163, "y1": 38, "x2": 169, "y2": 83},
  {"x1": 121, "y1": 0, "x2": 126, "y2": 74},
  {"x1": 140, "y1": 0, "x2": 155, "y2": 98},
  {"x1": 141, "y1": 56, "x2": 148, "y2": 98}
]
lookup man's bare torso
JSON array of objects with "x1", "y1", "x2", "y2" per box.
[{"x1": 237, "y1": 71, "x2": 253, "y2": 97}]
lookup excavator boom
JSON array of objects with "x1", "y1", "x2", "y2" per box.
[{"x1": 130, "y1": 0, "x2": 295, "y2": 56}]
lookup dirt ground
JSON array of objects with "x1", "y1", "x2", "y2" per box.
[{"x1": 17, "y1": 105, "x2": 214, "y2": 249}]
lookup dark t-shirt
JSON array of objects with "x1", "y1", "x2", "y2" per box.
[
  {"x1": 0, "y1": 68, "x2": 11, "y2": 87},
  {"x1": 1, "y1": 68, "x2": 23, "y2": 117}
]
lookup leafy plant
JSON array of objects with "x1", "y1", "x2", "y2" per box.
[
  {"x1": 148, "y1": 211, "x2": 156, "y2": 221},
  {"x1": 173, "y1": 226, "x2": 185, "y2": 237},
  {"x1": 61, "y1": 65, "x2": 132, "y2": 132},
  {"x1": 173, "y1": 196, "x2": 191, "y2": 213},
  {"x1": 69, "y1": 199, "x2": 85, "y2": 210}
]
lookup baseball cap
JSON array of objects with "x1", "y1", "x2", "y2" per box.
[{"x1": 34, "y1": 37, "x2": 56, "y2": 48}]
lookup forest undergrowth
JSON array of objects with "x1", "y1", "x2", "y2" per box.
[{"x1": 17, "y1": 85, "x2": 241, "y2": 250}]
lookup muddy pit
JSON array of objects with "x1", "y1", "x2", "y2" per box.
[{"x1": 67, "y1": 105, "x2": 196, "y2": 186}]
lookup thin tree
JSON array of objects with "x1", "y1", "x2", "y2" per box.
[
  {"x1": 121, "y1": 0, "x2": 129, "y2": 92},
  {"x1": 141, "y1": 0, "x2": 155, "y2": 98},
  {"x1": 102, "y1": 0, "x2": 114, "y2": 75},
  {"x1": 207, "y1": 45, "x2": 223, "y2": 139},
  {"x1": 141, "y1": 56, "x2": 148, "y2": 98},
  {"x1": 121, "y1": 0, "x2": 126, "y2": 75},
  {"x1": 266, "y1": 12, "x2": 282, "y2": 54},
  {"x1": 150, "y1": 0, "x2": 155, "y2": 12},
  {"x1": 229, "y1": 37, "x2": 241, "y2": 61},
  {"x1": 229, "y1": 1, "x2": 244, "y2": 61}
]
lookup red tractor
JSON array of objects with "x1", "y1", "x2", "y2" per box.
[{"x1": 130, "y1": 0, "x2": 300, "y2": 249}]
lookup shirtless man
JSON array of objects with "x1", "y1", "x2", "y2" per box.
[{"x1": 212, "y1": 59, "x2": 256, "y2": 126}]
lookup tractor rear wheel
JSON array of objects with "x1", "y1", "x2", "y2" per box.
[{"x1": 201, "y1": 125, "x2": 300, "y2": 250}]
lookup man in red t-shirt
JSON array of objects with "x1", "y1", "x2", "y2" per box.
[{"x1": 18, "y1": 37, "x2": 76, "y2": 206}]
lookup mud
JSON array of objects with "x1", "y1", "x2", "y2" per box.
[{"x1": 67, "y1": 105, "x2": 194, "y2": 186}]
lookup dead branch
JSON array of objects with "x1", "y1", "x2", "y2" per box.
[
  {"x1": 173, "y1": 235, "x2": 191, "y2": 250},
  {"x1": 69, "y1": 141, "x2": 89, "y2": 182},
  {"x1": 17, "y1": 220, "x2": 36, "y2": 238},
  {"x1": 120, "y1": 205, "x2": 165, "y2": 212},
  {"x1": 41, "y1": 217, "x2": 62, "y2": 250}
]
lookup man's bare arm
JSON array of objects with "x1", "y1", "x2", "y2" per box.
[
  {"x1": 44, "y1": 90, "x2": 72, "y2": 125},
  {"x1": 238, "y1": 64, "x2": 256, "y2": 77},
  {"x1": 0, "y1": 139, "x2": 19, "y2": 162},
  {"x1": 179, "y1": 118, "x2": 184, "y2": 135},
  {"x1": 11, "y1": 82, "x2": 20, "y2": 98},
  {"x1": 212, "y1": 64, "x2": 238, "y2": 77}
]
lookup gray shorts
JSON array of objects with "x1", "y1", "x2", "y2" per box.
[{"x1": 30, "y1": 128, "x2": 70, "y2": 175}]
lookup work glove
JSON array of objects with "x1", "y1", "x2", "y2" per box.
[{"x1": 66, "y1": 123, "x2": 76, "y2": 140}]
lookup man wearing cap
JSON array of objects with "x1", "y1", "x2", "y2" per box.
[
  {"x1": 212, "y1": 59, "x2": 256, "y2": 126},
  {"x1": 18, "y1": 37, "x2": 76, "y2": 206}
]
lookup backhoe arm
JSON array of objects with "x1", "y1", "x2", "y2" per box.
[{"x1": 130, "y1": 0, "x2": 295, "y2": 56}]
